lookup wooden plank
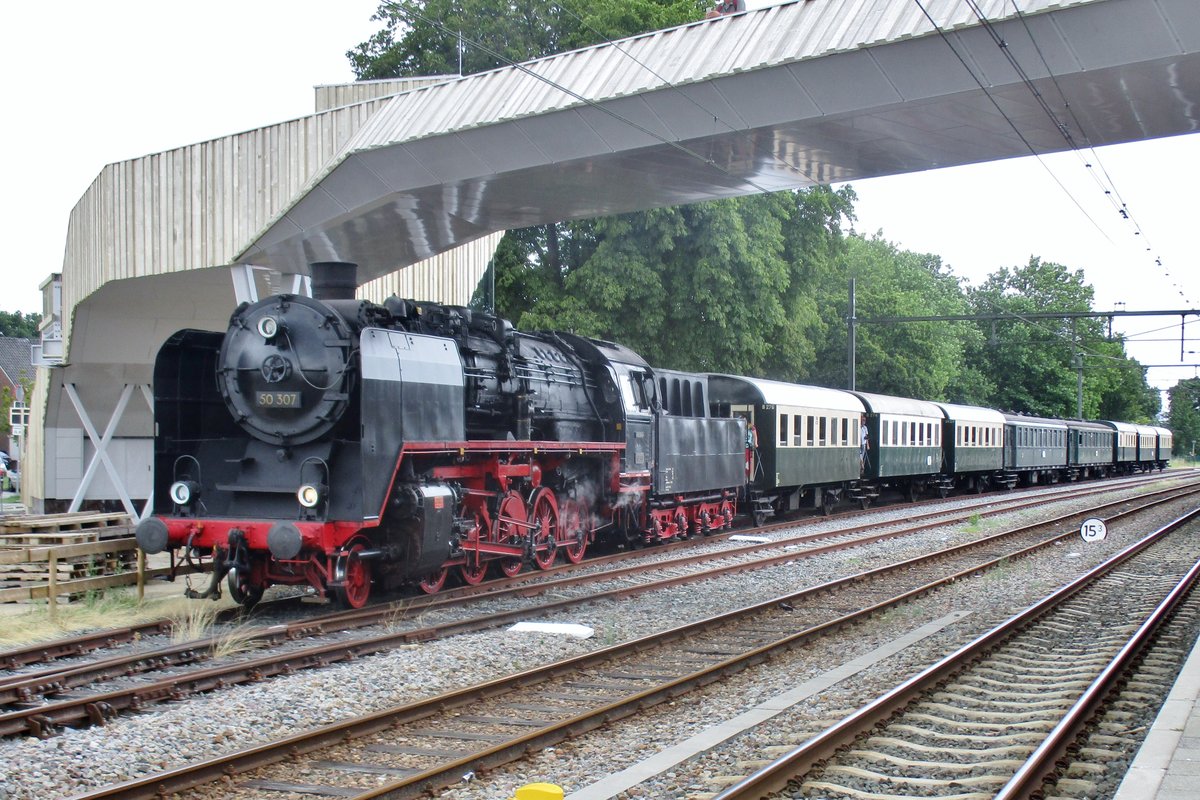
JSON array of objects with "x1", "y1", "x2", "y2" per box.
[
  {"x1": 236, "y1": 780, "x2": 359, "y2": 797},
  {"x1": 364, "y1": 744, "x2": 473, "y2": 758},
  {"x1": 0, "y1": 513, "x2": 131, "y2": 535},
  {"x1": 0, "y1": 564, "x2": 207, "y2": 604},
  {"x1": 308, "y1": 761, "x2": 420, "y2": 777},
  {"x1": 453, "y1": 715, "x2": 550, "y2": 727},
  {"x1": 404, "y1": 728, "x2": 509, "y2": 742},
  {"x1": 0, "y1": 538, "x2": 138, "y2": 565}
]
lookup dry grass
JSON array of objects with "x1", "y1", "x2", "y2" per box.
[
  {"x1": 168, "y1": 600, "x2": 224, "y2": 644},
  {"x1": 165, "y1": 600, "x2": 262, "y2": 660},
  {"x1": 0, "y1": 592, "x2": 263, "y2": 660},
  {"x1": 0, "y1": 590, "x2": 209, "y2": 649}
]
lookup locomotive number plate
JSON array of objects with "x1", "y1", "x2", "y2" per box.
[{"x1": 256, "y1": 391, "x2": 302, "y2": 408}]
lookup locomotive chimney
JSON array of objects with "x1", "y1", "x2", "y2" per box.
[{"x1": 309, "y1": 261, "x2": 359, "y2": 301}]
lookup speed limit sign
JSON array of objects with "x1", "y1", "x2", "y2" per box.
[{"x1": 1080, "y1": 517, "x2": 1107, "y2": 543}]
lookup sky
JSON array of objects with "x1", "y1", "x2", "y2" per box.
[{"x1": 1, "y1": 1, "x2": 1196, "y2": 402}]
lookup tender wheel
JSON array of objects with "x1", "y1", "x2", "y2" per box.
[
  {"x1": 560, "y1": 498, "x2": 588, "y2": 564},
  {"x1": 226, "y1": 567, "x2": 263, "y2": 610},
  {"x1": 530, "y1": 487, "x2": 559, "y2": 570},
  {"x1": 752, "y1": 509, "x2": 768, "y2": 527},
  {"x1": 417, "y1": 567, "x2": 448, "y2": 594},
  {"x1": 460, "y1": 559, "x2": 487, "y2": 585},
  {"x1": 332, "y1": 542, "x2": 371, "y2": 609}
]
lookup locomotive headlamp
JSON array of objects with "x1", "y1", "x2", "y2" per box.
[
  {"x1": 297, "y1": 484, "x2": 323, "y2": 508},
  {"x1": 169, "y1": 480, "x2": 200, "y2": 506},
  {"x1": 257, "y1": 315, "x2": 280, "y2": 339}
]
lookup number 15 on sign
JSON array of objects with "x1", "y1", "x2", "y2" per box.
[{"x1": 1080, "y1": 517, "x2": 1107, "y2": 543}]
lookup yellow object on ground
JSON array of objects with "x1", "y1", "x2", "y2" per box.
[{"x1": 511, "y1": 784, "x2": 564, "y2": 800}]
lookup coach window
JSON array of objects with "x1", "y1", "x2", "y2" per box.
[
  {"x1": 794, "y1": 415, "x2": 803, "y2": 447},
  {"x1": 818, "y1": 417, "x2": 827, "y2": 447},
  {"x1": 779, "y1": 413, "x2": 788, "y2": 446}
]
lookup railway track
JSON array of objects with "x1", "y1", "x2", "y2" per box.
[
  {"x1": 0, "y1": 472, "x2": 1179, "y2": 683},
  {"x1": 1, "y1": 471, "x2": 1182, "y2": 681},
  {"x1": 712, "y1": 508, "x2": 1200, "y2": 800},
  {"x1": 2, "y1": 477, "x2": 1193, "y2": 740},
  {"x1": 58, "y1": 481, "x2": 1200, "y2": 798}
]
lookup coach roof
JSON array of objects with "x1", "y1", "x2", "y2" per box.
[{"x1": 707, "y1": 375, "x2": 864, "y2": 413}]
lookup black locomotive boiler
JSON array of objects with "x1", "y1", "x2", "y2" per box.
[{"x1": 136, "y1": 262, "x2": 745, "y2": 607}]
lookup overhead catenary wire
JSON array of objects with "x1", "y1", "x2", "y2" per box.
[
  {"x1": 1005, "y1": 0, "x2": 1188, "y2": 304},
  {"x1": 964, "y1": 0, "x2": 1190, "y2": 304}
]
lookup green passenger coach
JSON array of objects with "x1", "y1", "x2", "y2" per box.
[
  {"x1": 708, "y1": 375, "x2": 866, "y2": 517},
  {"x1": 851, "y1": 391, "x2": 945, "y2": 498},
  {"x1": 934, "y1": 402, "x2": 1005, "y2": 492}
]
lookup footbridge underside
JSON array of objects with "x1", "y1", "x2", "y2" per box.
[{"x1": 244, "y1": 0, "x2": 1199, "y2": 281}]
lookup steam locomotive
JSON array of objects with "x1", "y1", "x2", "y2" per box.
[
  {"x1": 135, "y1": 262, "x2": 1171, "y2": 609},
  {"x1": 135, "y1": 262, "x2": 744, "y2": 607}
]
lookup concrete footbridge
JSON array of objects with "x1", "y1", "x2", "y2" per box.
[{"x1": 30, "y1": 0, "x2": 1200, "y2": 515}]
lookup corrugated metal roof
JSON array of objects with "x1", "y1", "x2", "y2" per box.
[{"x1": 338, "y1": 0, "x2": 1073, "y2": 145}]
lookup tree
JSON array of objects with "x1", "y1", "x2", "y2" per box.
[
  {"x1": 964, "y1": 257, "x2": 1158, "y2": 420},
  {"x1": 497, "y1": 187, "x2": 855, "y2": 377},
  {"x1": 348, "y1": 0, "x2": 706, "y2": 79},
  {"x1": 0, "y1": 311, "x2": 38, "y2": 339},
  {"x1": 806, "y1": 234, "x2": 980, "y2": 400},
  {"x1": 1168, "y1": 378, "x2": 1200, "y2": 458}
]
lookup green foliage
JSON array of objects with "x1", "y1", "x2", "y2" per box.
[
  {"x1": 962, "y1": 257, "x2": 1157, "y2": 419},
  {"x1": 1168, "y1": 378, "x2": 1200, "y2": 456},
  {"x1": 807, "y1": 235, "x2": 979, "y2": 399},
  {"x1": 0, "y1": 311, "x2": 38, "y2": 339},
  {"x1": 497, "y1": 187, "x2": 854, "y2": 378},
  {"x1": 347, "y1": 0, "x2": 706, "y2": 79}
]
